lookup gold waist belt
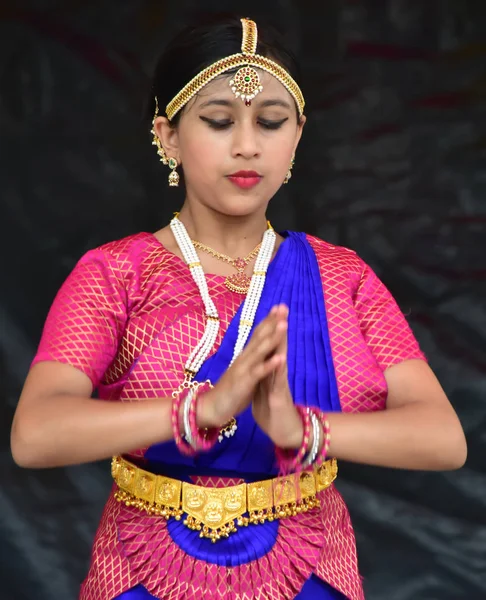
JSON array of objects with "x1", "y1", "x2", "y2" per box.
[{"x1": 112, "y1": 455, "x2": 338, "y2": 542}]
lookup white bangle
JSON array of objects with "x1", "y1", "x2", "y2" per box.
[
  {"x1": 303, "y1": 412, "x2": 320, "y2": 468},
  {"x1": 183, "y1": 389, "x2": 195, "y2": 449}
]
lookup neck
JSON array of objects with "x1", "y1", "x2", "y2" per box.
[{"x1": 176, "y1": 202, "x2": 269, "y2": 256}]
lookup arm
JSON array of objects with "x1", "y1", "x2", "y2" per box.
[
  {"x1": 268, "y1": 350, "x2": 467, "y2": 471},
  {"x1": 11, "y1": 247, "x2": 176, "y2": 468},
  {"x1": 329, "y1": 263, "x2": 467, "y2": 470},
  {"x1": 11, "y1": 361, "x2": 176, "y2": 468},
  {"x1": 11, "y1": 310, "x2": 288, "y2": 469},
  {"x1": 255, "y1": 268, "x2": 467, "y2": 471},
  {"x1": 326, "y1": 358, "x2": 467, "y2": 470},
  {"x1": 326, "y1": 259, "x2": 467, "y2": 470},
  {"x1": 326, "y1": 260, "x2": 467, "y2": 470}
]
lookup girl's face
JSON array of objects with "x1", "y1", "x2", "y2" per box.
[{"x1": 155, "y1": 70, "x2": 306, "y2": 218}]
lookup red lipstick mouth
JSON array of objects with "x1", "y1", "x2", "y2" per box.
[
  {"x1": 228, "y1": 170, "x2": 262, "y2": 178},
  {"x1": 227, "y1": 170, "x2": 263, "y2": 189}
]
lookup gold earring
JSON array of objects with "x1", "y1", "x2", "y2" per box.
[
  {"x1": 151, "y1": 97, "x2": 169, "y2": 165},
  {"x1": 168, "y1": 157, "x2": 180, "y2": 187},
  {"x1": 284, "y1": 155, "x2": 295, "y2": 184},
  {"x1": 151, "y1": 96, "x2": 179, "y2": 187}
]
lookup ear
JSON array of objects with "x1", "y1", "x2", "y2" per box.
[
  {"x1": 153, "y1": 117, "x2": 181, "y2": 164},
  {"x1": 292, "y1": 114, "x2": 306, "y2": 155}
]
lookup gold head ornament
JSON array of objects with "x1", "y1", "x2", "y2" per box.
[
  {"x1": 164, "y1": 17, "x2": 305, "y2": 120},
  {"x1": 151, "y1": 18, "x2": 304, "y2": 185}
]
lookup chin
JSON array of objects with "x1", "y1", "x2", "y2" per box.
[
  {"x1": 213, "y1": 196, "x2": 269, "y2": 218},
  {"x1": 219, "y1": 205, "x2": 266, "y2": 219}
]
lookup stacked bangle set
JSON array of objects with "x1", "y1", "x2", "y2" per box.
[{"x1": 171, "y1": 384, "x2": 331, "y2": 470}]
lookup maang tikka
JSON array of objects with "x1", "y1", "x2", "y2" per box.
[
  {"x1": 151, "y1": 98, "x2": 180, "y2": 187},
  {"x1": 150, "y1": 18, "x2": 306, "y2": 186},
  {"x1": 164, "y1": 18, "x2": 304, "y2": 120}
]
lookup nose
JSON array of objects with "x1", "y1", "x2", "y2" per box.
[{"x1": 231, "y1": 120, "x2": 261, "y2": 160}]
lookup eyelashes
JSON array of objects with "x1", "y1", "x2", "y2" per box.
[
  {"x1": 258, "y1": 119, "x2": 288, "y2": 130},
  {"x1": 200, "y1": 116, "x2": 288, "y2": 131}
]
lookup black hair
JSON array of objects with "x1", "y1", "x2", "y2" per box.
[{"x1": 148, "y1": 14, "x2": 303, "y2": 126}]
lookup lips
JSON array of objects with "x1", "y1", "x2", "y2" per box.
[{"x1": 227, "y1": 170, "x2": 262, "y2": 189}]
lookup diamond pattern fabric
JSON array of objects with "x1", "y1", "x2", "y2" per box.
[
  {"x1": 307, "y1": 236, "x2": 426, "y2": 414},
  {"x1": 32, "y1": 232, "x2": 426, "y2": 600}
]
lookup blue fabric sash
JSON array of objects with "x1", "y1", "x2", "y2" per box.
[
  {"x1": 141, "y1": 231, "x2": 341, "y2": 568},
  {"x1": 145, "y1": 231, "x2": 341, "y2": 474}
]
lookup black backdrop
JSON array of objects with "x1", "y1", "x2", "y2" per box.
[{"x1": 1, "y1": 1, "x2": 485, "y2": 599}]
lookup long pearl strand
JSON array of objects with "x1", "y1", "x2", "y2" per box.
[
  {"x1": 170, "y1": 216, "x2": 276, "y2": 438},
  {"x1": 170, "y1": 218, "x2": 220, "y2": 375},
  {"x1": 232, "y1": 228, "x2": 275, "y2": 362}
]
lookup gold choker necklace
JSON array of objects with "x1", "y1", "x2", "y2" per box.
[{"x1": 191, "y1": 239, "x2": 262, "y2": 294}]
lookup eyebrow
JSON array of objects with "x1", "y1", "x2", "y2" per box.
[
  {"x1": 198, "y1": 98, "x2": 292, "y2": 110},
  {"x1": 258, "y1": 99, "x2": 292, "y2": 110}
]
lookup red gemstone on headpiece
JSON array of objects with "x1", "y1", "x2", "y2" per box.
[{"x1": 245, "y1": 99, "x2": 252, "y2": 106}]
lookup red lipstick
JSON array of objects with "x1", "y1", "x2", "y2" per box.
[{"x1": 227, "y1": 170, "x2": 262, "y2": 189}]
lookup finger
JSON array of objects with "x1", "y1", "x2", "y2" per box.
[
  {"x1": 259, "y1": 372, "x2": 273, "y2": 396},
  {"x1": 271, "y1": 361, "x2": 288, "y2": 394},
  {"x1": 251, "y1": 305, "x2": 287, "y2": 337},
  {"x1": 269, "y1": 328, "x2": 289, "y2": 389},
  {"x1": 274, "y1": 304, "x2": 289, "y2": 320},
  {"x1": 274, "y1": 332, "x2": 288, "y2": 361},
  {"x1": 251, "y1": 312, "x2": 278, "y2": 339},
  {"x1": 249, "y1": 325, "x2": 287, "y2": 367},
  {"x1": 233, "y1": 311, "x2": 287, "y2": 378},
  {"x1": 251, "y1": 354, "x2": 285, "y2": 382},
  {"x1": 243, "y1": 318, "x2": 277, "y2": 353},
  {"x1": 257, "y1": 313, "x2": 287, "y2": 341},
  {"x1": 273, "y1": 320, "x2": 288, "y2": 357},
  {"x1": 252, "y1": 304, "x2": 288, "y2": 332},
  {"x1": 246, "y1": 306, "x2": 289, "y2": 348},
  {"x1": 242, "y1": 319, "x2": 287, "y2": 364}
]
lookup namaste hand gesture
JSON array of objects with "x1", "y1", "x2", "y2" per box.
[
  {"x1": 198, "y1": 305, "x2": 293, "y2": 429},
  {"x1": 252, "y1": 305, "x2": 303, "y2": 449},
  {"x1": 199, "y1": 305, "x2": 303, "y2": 449}
]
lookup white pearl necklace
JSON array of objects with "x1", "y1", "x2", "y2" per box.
[{"x1": 170, "y1": 215, "x2": 276, "y2": 438}]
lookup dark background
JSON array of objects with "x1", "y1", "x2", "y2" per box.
[{"x1": 1, "y1": 1, "x2": 485, "y2": 599}]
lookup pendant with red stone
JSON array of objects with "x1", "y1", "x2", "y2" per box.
[
  {"x1": 233, "y1": 257, "x2": 247, "y2": 270},
  {"x1": 226, "y1": 257, "x2": 251, "y2": 293},
  {"x1": 225, "y1": 271, "x2": 251, "y2": 294}
]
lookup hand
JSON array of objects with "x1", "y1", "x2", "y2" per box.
[
  {"x1": 252, "y1": 305, "x2": 304, "y2": 449},
  {"x1": 197, "y1": 309, "x2": 288, "y2": 429}
]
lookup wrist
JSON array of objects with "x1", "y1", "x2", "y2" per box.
[
  {"x1": 196, "y1": 389, "x2": 218, "y2": 429},
  {"x1": 280, "y1": 406, "x2": 306, "y2": 450}
]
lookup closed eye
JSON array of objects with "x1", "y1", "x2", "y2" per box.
[
  {"x1": 200, "y1": 117, "x2": 232, "y2": 130},
  {"x1": 258, "y1": 118, "x2": 288, "y2": 130},
  {"x1": 199, "y1": 116, "x2": 289, "y2": 130}
]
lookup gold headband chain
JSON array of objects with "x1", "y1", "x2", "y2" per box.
[{"x1": 164, "y1": 17, "x2": 305, "y2": 120}]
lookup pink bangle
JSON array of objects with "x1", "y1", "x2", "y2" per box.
[
  {"x1": 171, "y1": 388, "x2": 196, "y2": 456},
  {"x1": 275, "y1": 405, "x2": 312, "y2": 474},
  {"x1": 314, "y1": 410, "x2": 331, "y2": 466},
  {"x1": 188, "y1": 382, "x2": 219, "y2": 451}
]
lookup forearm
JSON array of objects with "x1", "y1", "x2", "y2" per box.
[
  {"x1": 11, "y1": 395, "x2": 174, "y2": 469},
  {"x1": 326, "y1": 402, "x2": 466, "y2": 471}
]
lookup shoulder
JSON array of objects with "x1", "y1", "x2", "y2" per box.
[
  {"x1": 95, "y1": 232, "x2": 160, "y2": 262},
  {"x1": 83, "y1": 231, "x2": 174, "y2": 274},
  {"x1": 75, "y1": 232, "x2": 175, "y2": 297},
  {"x1": 304, "y1": 233, "x2": 364, "y2": 278}
]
